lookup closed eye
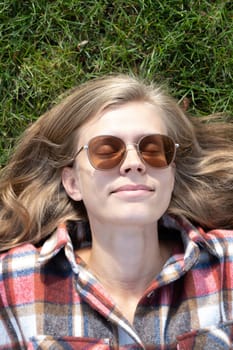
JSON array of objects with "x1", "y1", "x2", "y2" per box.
[
  {"x1": 141, "y1": 143, "x2": 163, "y2": 153},
  {"x1": 95, "y1": 144, "x2": 121, "y2": 156}
]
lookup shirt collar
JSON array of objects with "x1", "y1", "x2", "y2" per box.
[
  {"x1": 37, "y1": 215, "x2": 221, "y2": 269},
  {"x1": 37, "y1": 223, "x2": 79, "y2": 273},
  {"x1": 162, "y1": 214, "x2": 221, "y2": 259}
]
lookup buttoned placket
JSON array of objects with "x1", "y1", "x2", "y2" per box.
[{"x1": 37, "y1": 218, "x2": 216, "y2": 349}]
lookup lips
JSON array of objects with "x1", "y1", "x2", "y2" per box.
[{"x1": 111, "y1": 184, "x2": 154, "y2": 193}]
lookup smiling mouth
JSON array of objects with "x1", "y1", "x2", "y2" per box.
[{"x1": 111, "y1": 185, "x2": 154, "y2": 194}]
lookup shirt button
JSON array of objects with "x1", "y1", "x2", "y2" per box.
[{"x1": 147, "y1": 291, "x2": 155, "y2": 298}]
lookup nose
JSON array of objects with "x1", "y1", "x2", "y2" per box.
[{"x1": 119, "y1": 145, "x2": 146, "y2": 174}]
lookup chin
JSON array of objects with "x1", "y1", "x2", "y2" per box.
[{"x1": 110, "y1": 213, "x2": 161, "y2": 226}]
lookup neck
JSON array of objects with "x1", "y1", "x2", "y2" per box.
[
  {"x1": 77, "y1": 221, "x2": 171, "y2": 324},
  {"x1": 79, "y1": 221, "x2": 170, "y2": 296}
]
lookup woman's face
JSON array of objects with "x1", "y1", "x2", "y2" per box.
[{"x1": 62, "y1": 101, "x2": 175, "y2": 228}]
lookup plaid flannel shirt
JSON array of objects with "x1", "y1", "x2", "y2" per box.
[{"x1": 0, "y1": 214, "x2": 233, "y2": 350}]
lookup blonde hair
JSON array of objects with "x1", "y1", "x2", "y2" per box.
[{"x1": 0, "y1": 74, "x2": 233, "y2": 251}]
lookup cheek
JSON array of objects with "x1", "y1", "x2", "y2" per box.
[
  {"x1": 155, "y1": 171, "x2": 175, "y2": 217},
  {"x1": 78, "y1": 168, "x2": 111, "y2": 200},
  {"x1": 168, "y1": 171, "x2": 175, "y2": 191},
  {"x1": 156, "y1": 169, "x2": 175, "y2": 196}
]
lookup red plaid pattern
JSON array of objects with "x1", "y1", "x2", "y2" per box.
[{"x1": 1, "y1": 215, "x2": 233, "y2": 349}]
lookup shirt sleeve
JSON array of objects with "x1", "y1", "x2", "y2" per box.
[{"x1": 0, "y1": 257, "x2": 25, "y2": 349}]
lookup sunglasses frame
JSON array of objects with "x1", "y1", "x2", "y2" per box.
[{"x1": 74, "y1": 134, "x2": 179, "y2": 170}]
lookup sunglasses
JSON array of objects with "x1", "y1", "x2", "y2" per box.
[{"x1": 74, "y1": 134, "x2": 179, "y2": 170}]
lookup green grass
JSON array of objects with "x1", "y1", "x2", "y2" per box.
[{"x1": 0, "y1": 0, "x2": 232, "y2": 165}]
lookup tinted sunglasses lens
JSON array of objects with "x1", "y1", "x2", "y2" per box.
[
  {"x1": 139, "y1": 135, "x2": 176, "y2": 167},
  {"x1": 88, "y1": 136, "x2": 125, "y2": 169}
]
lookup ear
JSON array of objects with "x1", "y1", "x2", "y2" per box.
[{"x1": 61, "y1": 167, "x2": 83, "y2": 201}]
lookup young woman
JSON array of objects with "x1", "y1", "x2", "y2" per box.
[{"x1": 0, "y1": 74, "x2": 233, "y2": 349}]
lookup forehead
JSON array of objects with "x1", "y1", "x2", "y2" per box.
[{"x1": 79, "y1": 101, "x2": 168, "y2": 141}]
